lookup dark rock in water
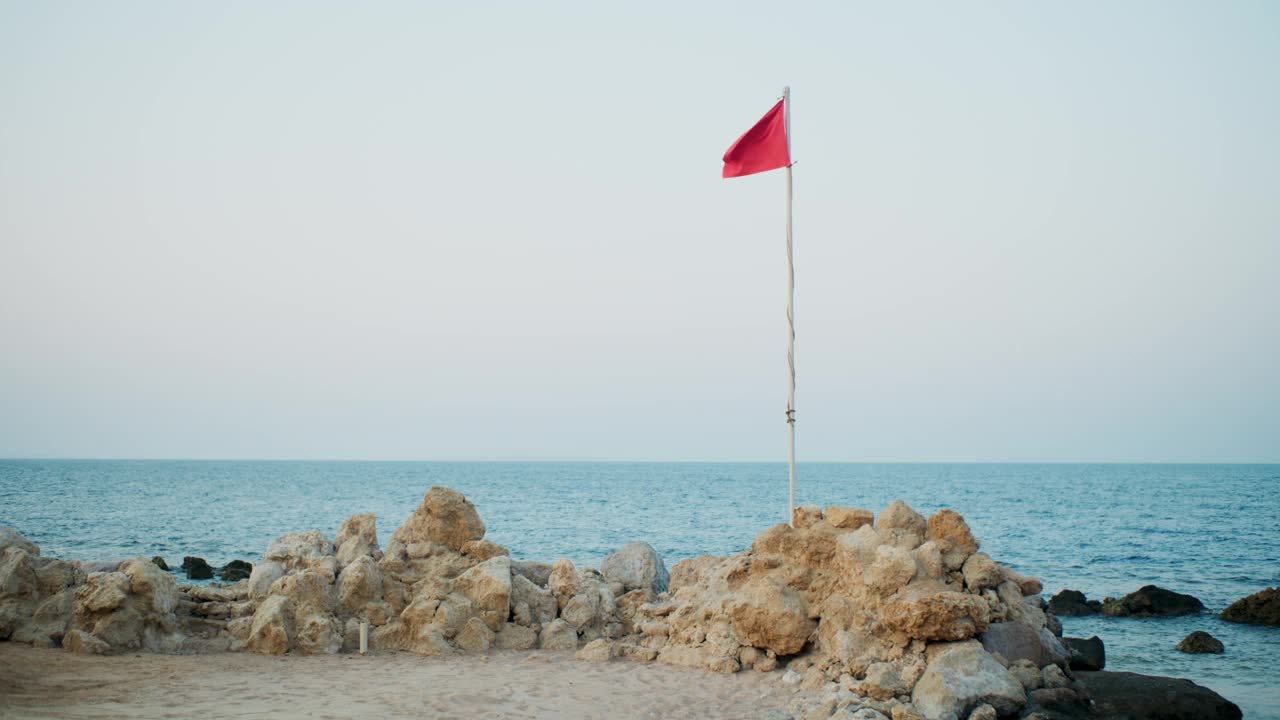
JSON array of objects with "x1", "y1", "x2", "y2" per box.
[
  {"x1": 1220, "y1": 586, "x2": 1280, "y2": 626},
  {"x1": 182, "y1": 556, "x2": 214, "y2": 580},
  {"x1": 1176, "y1": 630, "x2": 1224, "y2": 654},
  {"x1": 1048, "y1": 589, "x2": 1101, "y2": 616},
  {"x1": 1075, "y1": 671, "x2": 1242, "y2": 719},
  {"x1": 1062, "y1": 635, "x2": 1106, "y2": 671},
  {"x1": 151, "y1": 556, "x2": 169, "y2": 571},
  {"x1": 218, "y1": 559, "x2": 253, "y2": 582},
  {"x1": 1024, "y1": 686, "x2": 1094, "y2": 720},
  {"x1": 1100, "y1": 585, "x2": 1204, "y2": 617}
]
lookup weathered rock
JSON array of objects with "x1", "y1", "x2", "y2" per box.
[
  {"x1": 460, "y1": 539, "x2": 509, "y2": 562},
  {"x1": 1176, "y1": 630, "x2": 1224, "y2": 654},
  {"x1": 825, "y1": 506, "x2": 874, "y2": 530},
  {"x1": 386, "y1": 487, "x2": 485, "y2": 555},
  {"x1": 883, "y1": 584, "x2": 991, "y2": 642},
  {"x1": 877, "y1": 501, "x2": 927, "y2": 549},
  {"x1": 561, "y1": 592, "x2": 600, "y2": 629},
  {"x1": 1023, "y1": 687, "x2": 1094, "y2": 720},
  {"x1": 510, "y1": 572, "x2": 557, "y2": 626},
  {"x1": 182, "y1": 557, "x2": 214, "y2": 580},
  {"x1": 246, "y1": 595, "x2": 292, "y2": 654},
  {"x1": 548, "y1": 558, "x2": 579, "y2": 610},
  {"x1": 1061, "y1": 635, "x2": 1105, "y2": 671},
  {"x1": 967, "y1": 704, "x2": 997, "y2": 720},
  {"x1": 911, "y1": 641, "x2": 1025, "y2": 720},
  {"x1": 0, "y1": 528, "x2": 39, "y2": 557},
  {"x1": 791, "y1": 505, "x2": 824, "y2": 529},
  {"x1": 961, "y1": 553, "x2": 1001, "y2": 592},
  {"x1": 218, "y1": 560, "x2": 253, "y2": 582},
  {"x1": 62, "y1": 628, "x2": 109, "y2": 654},
  {"x1": 1101, "y1": 585, "x2": 1203, "y2": 617},
  {"x1": 69, "y1": 560, "x2": 181, "y2": 653},
  {"x1": 927, "y1": 510, "x2": 979, "y2": 570},
  {"x1": 1047, "y1": 589, "x2": 1100, "y2": 616},
  {"x1": 151, "y1": 556, "x2": 169, "y2": 571},
  {"x1": 511, "y1": 560, "x2": 553, "y2": 587},
  {"x1": 859, "y1": 662, "x2": 910, "y2": 700},
  {"x1": 494, "y1": 623, "x2": 539, "y2": 650},
  {"x1": 1075, "y1": 670, "x2": 1242, "y2": 720},
  {"x1": 1042, "y1": 664, "x2": 1068, "y2": 689},
  {"x1": 539, "y1": 618, "x2": 578, "y2": 650},
  {"x1": 451, "y1": 556, "x2": 511, "y2": 632},
  {"x1": 335, "y1": 513, "x2": 382, "y2": 567},
  {"x1": 725, "y1": 578, "x2": 816, "y2": 655},
  {"x1": 1007, "y1": 659, "x2": 1043, "y2": 691},
  {"x1": 454, "y1": 616, "x2": 495, "y2": 653},
  {"x1": 334, "y1": 555, "x2": 383, "y2": 618},
  {"x1": 979, "y1": 622, "x2": 1061, "y2": 669},
  {"x1": 576, "y1": 637, "x2": 616, "y2": 662},
  {"x1": 1220, "y1": 586, "x2": 1280, "y2": 626},
  {"x1": 865, "y1": 545, "x2": 918, "y2": 596},
  {"x1": 601, "y1": 542, "x2": 669, "y2": 593}
]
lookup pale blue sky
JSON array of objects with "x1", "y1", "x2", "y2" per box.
[{"x1": 1, "y1": 1, "x2": 1277, "y2": 461}]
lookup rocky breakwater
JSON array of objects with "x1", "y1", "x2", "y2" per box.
[
  {"x1": 0, "y1": 528, "x2": 184, "y2": 654},
  {"x1": 237, "y1": 486, "x2": 655, "y2": 657},
  {"x1": 0, "y1": 489, "x2": 1246, "y2": 719}
]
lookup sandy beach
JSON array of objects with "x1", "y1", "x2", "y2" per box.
[{"x1": 0, "y1": 643, "x2": 804, "y2": 720}]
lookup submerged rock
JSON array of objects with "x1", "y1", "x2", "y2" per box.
[
  {"x1": 1075, "y1": 670, "x2": 1242, "y2": 719},
  {"x1": 1101, "y1": 585, "x2": 1204, "y2": 617},
  {"x1": 1047, "y1": 589, "x2": 1100, "y2": 616},
  {"x1": 218, "y1": 560, "x2": 253, "y2": 582},
  {"x1": 1176, "y1": 630, "x2": 1224, "y2": 654},
  {"x1": 1061, "y1": 635, "x2": 1105, "y2": 671},
  {"x1": 182, "y1": 557, "x2": 214, "y2": 580},
  {"x1": 1220, "y1": 586, "x2": 1280, "y2": 626}
]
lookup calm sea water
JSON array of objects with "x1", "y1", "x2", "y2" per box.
[{"x1": 1, "y1": 461, "x2": 1276, "y2": 717}]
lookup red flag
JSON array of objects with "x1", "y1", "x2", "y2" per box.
[{"x1": 722, "y1": 99, "x2": 790, "y2": 178}]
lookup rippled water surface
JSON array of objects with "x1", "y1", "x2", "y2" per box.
[{"x1": 1, "y1": 461, "x2": 1276, "y2": 717}]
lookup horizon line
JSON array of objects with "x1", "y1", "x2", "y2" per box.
[{"x1": 2, "y1": 456, "x2": 1278, "y2": 465}]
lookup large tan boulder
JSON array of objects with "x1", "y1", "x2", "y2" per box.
[
  {"x1": 865, "y1": 545, "x2": 918, "y2": 596},
  {"x1": 335, "y1": 514, "x2": 382, "y2": 567},
  {"x1": 246, "y1": 595, "x2": 293, "y2": 654},
  {"x1": 548, "y1": 558, "x2": 579, "y2": 610},
  {"x1": 961, "y1": 553, "x2": 1001, "y2": 592},
  {"x1": 0, "y1": 547, "x2": 41, "y2": 639},
  {"x1": 882, "y1": 584, "x2": 991, "y2": 642},
  {"x1": 454, "y1": 616, "x2": 495, "y2": 653},
  {"x1": 926, "y1": 510, "x2": 979, "y2": 571},
  {"x1": 911, "y1": 641, "x2": 1025, "y2": 720},
  {"x1": 725, "y1": 578, "x2": 815, "y2": 656},
  {"x1": 877, "y1": 501, "x2": 927, "y2": 549},
  {"x1": 824, "y1": 507, "x2": 874, "y2": 530},
  {"x1": 335, "y1": 556, "x2": 383, "y2": 618},
  {"x1": 386, "y1": 487, "x2": 486, "y2": 555},
  {"x1": 69, "y1": 560, "x2": 181, "y2": 653},
  {"x1": 451, "y1": 556, "x2": 511, "y2": 632},
  {"x1": 539, "y1": 618, "x2": 579, "y2": 650},
  {"x1": 249, "y1": 529, "x2": 336, "y2": 599}
]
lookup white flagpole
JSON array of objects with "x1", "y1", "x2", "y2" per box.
[{"x1": 784, "y1": 86, "x2": 796, "y2": 527}]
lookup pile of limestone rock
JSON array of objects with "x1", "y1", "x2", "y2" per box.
[{"x1": 0, "y1": 488, "x2": 1091, "y2": 720}]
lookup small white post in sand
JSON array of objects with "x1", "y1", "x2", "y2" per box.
[{"x1": 359, "y1": 621, "x2": 368, "y2": 655}]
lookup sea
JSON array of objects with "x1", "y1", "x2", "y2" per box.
[{"x1": 1, "y1": 461, "x2": 1276, "y2": 718}]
